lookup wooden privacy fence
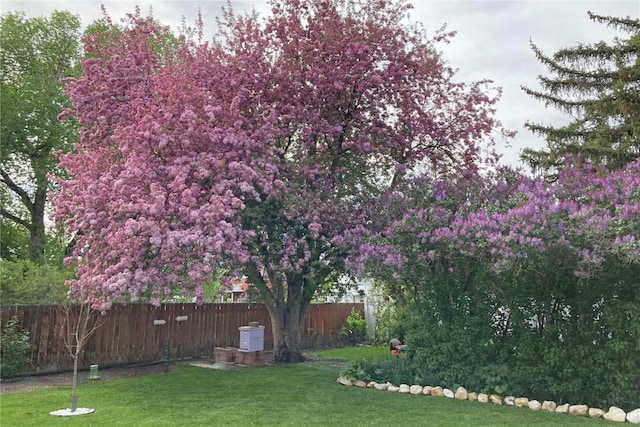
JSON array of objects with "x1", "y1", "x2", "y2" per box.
[{"x1": 0, "y1": 303, "x2": 363, "y2": 374}]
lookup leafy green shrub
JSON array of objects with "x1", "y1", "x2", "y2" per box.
[
  {"x1": 0, "y1": 316, "x2": 31, "y2": 379},
  {"x1": 339, "y1": 307, "x2": 367, "y2": 345},
  {"x1": 472, "y1": 363, "x2": 525, "y2": 397},
  {"x1": 405, "y1": 311, "x2": 495, "y2": 389},
  {"x1": 515, "y1": 326, "x2": 640, "y2": 411},
  {"x1": 341, "y1": 356, "x2": 424, "y2": 386},
  {"x1": 372, "y1": 304, "x2": 401, "y2": 345},
  {"x1": 340, "y1": 358, "x2": 374, "y2": 382},
  {"x1": 371, "y1": 357, "x2": 418, "y2": 385}
]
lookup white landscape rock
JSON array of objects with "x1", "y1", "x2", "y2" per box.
[
  {"x1": 588, "y1": 408, "x2": 605, "y2": 418},
  {"x1": 387, "y1": 385, "x2": 400, "y2": 392},
  {"x1": 555, "y1": 403, "x2": 569, "y2": 414},
  {"x1": 504, "y1": 396, "x2": 515, "y2": 406},
  {"x1": 467, "y1": 392, "x2": 478, "y2": 401},
  {"x1": 354, "y1": 380, "x2": 367, "y2": 388},
  {"x1": 569, "y1": 405, "x2": 588, "y2": 417},
  {"x1": 627, "y1": 408, "x2": 640, "y2": 424},
  {"x1": 443, "y1": 388, "x2": 454, "y2": 398},
  {"x1": 528, "y1": 400, "x2": 541, "y2": 411},
  {"x1": 541, "y1": 401, "x2": 556, "y2": 412},
  {"x1": 489, "y1": 394, "x2": 503, "y2": 405},
  {"x1": 454, "y1": 386, "x2": 468, "y2": 400},
  {"x1": 337, "y1": 377, "x2": 353, "y2": 386},
  {"x1": 367, "y1": 381, "x2": 376, "y2": 388},
  {"x1": 477, "y1": 393, "x2": 489, "y2": 403},
  {"x1": 422, "y1": 386, "x2": 433, "y2": 395},
  {"x1": 514, "y1": 397, "x2": 529, "y2": 408},
  {"x1": 399, "y1": 384, "x2": 410, "y2": 394},
  {"x1": 374, "y1": 382, "x2": 389, "y2": 391},
  {"x1": 603, "y1": 406, "x2": 627, "y2": 423},
  {"x1": 409, "y1": 385, "x2": 423, "y2": 395},
  {"x1": 431, "y1": 386, "x2": 444, "y2": 397}
]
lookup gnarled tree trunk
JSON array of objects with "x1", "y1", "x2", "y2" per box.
[
  {"x1": 267, "y1": 301, "x2": 309, "y2": 362},
  {"x1": 264, "y1": 272, "x2": 312, "y2": 363},
  {"x1": 246, "y1": 262, "x2": 317, "y2": 363}
]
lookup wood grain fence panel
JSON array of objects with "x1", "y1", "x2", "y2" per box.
[
  {"x1": 106, "y1": 307, "x2": 120, "y2": 364},
  {"x1": 119, "y1": 305, "x2": 132, "y2": 364},
  {"x1": 228, "y1": 304, "x2": 239, "y2": 347},
  {"x1": 150, "y1": 305, "x2": 164, "y2": 363},
  {"x1": 33, "y1": 306, "x2": 51, "y2": 371},
  {"x1": 103, "y1": 307, "x2": 118, "y2": 364},
  {"x1": 101, "y1": 306, "x2": 115, "y2": 364},
  {"x1": 188, "y1": 305, "x2": 201, "y2": 356},
  {"x1": 131, "y1": 305, "x2": 145, "y2": 363},
  {"x1": 224, "y1": 304, "x2": 235, "y2": 346},
  {"x1": 201, "y1": 305, "x2": 214, "y2": 355},
  {"x1": 196, "y1": 305, "x2": 209, "y2": 356},
  {"x1": 41, "y1": 306, "x2": 56, "y2": 370},
  {"x1": 212, "y1": 305, "x2": 221, "y2": 346},
  {"x1": 220, "y1": 304, "x2": 230, "y2": 347},
  {"x1": 45, "y1": 306, "x2": 65, "y2": 371},
  {"x1": 139, "y1": 305, "x2": 152, "y2": 362},
  {"x1": 95, "y1": 309, "x2": 111, "y2": 364},
  {"x1": 195, "y1": 304, "x2": 212, "y2": 357},
  {"x1": 162, "y1": 305, "x2": 172, "y2": 361}
]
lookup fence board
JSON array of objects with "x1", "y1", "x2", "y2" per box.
[{"x1": 1, "y1": 303, "x2": 362, "y2": 374}]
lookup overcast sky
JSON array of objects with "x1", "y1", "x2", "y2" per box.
[{"x1": 2, "y1": 0, "x2": 639, "y2": 169}]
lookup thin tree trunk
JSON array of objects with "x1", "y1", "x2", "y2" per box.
[{"x1": 71, "y1": 349, "x2": 79, "y2": 412}]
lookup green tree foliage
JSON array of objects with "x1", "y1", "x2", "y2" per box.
[
  {"x1": 0, "y1": 212, "x2": 74, "y2": 305},
  {"x1": 0, "y1": 259, "x2": 72, "y2": 304},
  {"x1": 339, "y1": 307, "x2": 367, "y2": 344},
  {"x1": 521, "y1": 12, "x2": 640, "y2": 174},
  {"x1": 0, "y1": 11, "x2": 81, "y2": 262},
  {"x1": 0, "y1": 218, "x2": 29, "y2": 260}
]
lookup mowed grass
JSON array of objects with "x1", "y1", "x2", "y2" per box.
[{"x1": 1, "y1": 347, "x2": 604, "y2": 427}]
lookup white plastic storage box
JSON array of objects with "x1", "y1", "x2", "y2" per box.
[{"x1": 239, "y1": 325, "x2": 265, "y2": 352}]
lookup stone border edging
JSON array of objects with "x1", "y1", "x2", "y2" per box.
[{"x1": 336, "y1": 377, "x2": 640, "y2": 424}]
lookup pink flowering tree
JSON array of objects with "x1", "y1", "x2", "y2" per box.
[{"x1": 54, "y1": 0, "x2": 507, "y2": 362}]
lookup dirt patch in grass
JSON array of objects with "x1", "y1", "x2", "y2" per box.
[
  {"x1": 0, "y1": 350, "x2": 340, "y2": 394},
  {"x1": 0, "y1": 363, "x2": 167, "y2": 395}
]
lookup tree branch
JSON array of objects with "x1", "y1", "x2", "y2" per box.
[
  {"x1": 0, "y1": 167, "x2": 35, "y2": 214},
  {"x1": 0, "y1": 207, "x2": 30, "y2": 229}
]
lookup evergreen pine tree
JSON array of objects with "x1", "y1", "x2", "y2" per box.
[{"x1": 522, "y1": 12, "x2": 640, "y2": 174}]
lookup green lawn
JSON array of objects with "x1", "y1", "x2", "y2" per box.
[
  {"x1": 0, "y1": 347, "x2": 604, "y2": 427},
  {"x1": 311, "y1": 344, "x2": 389, "y2": 361}
]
